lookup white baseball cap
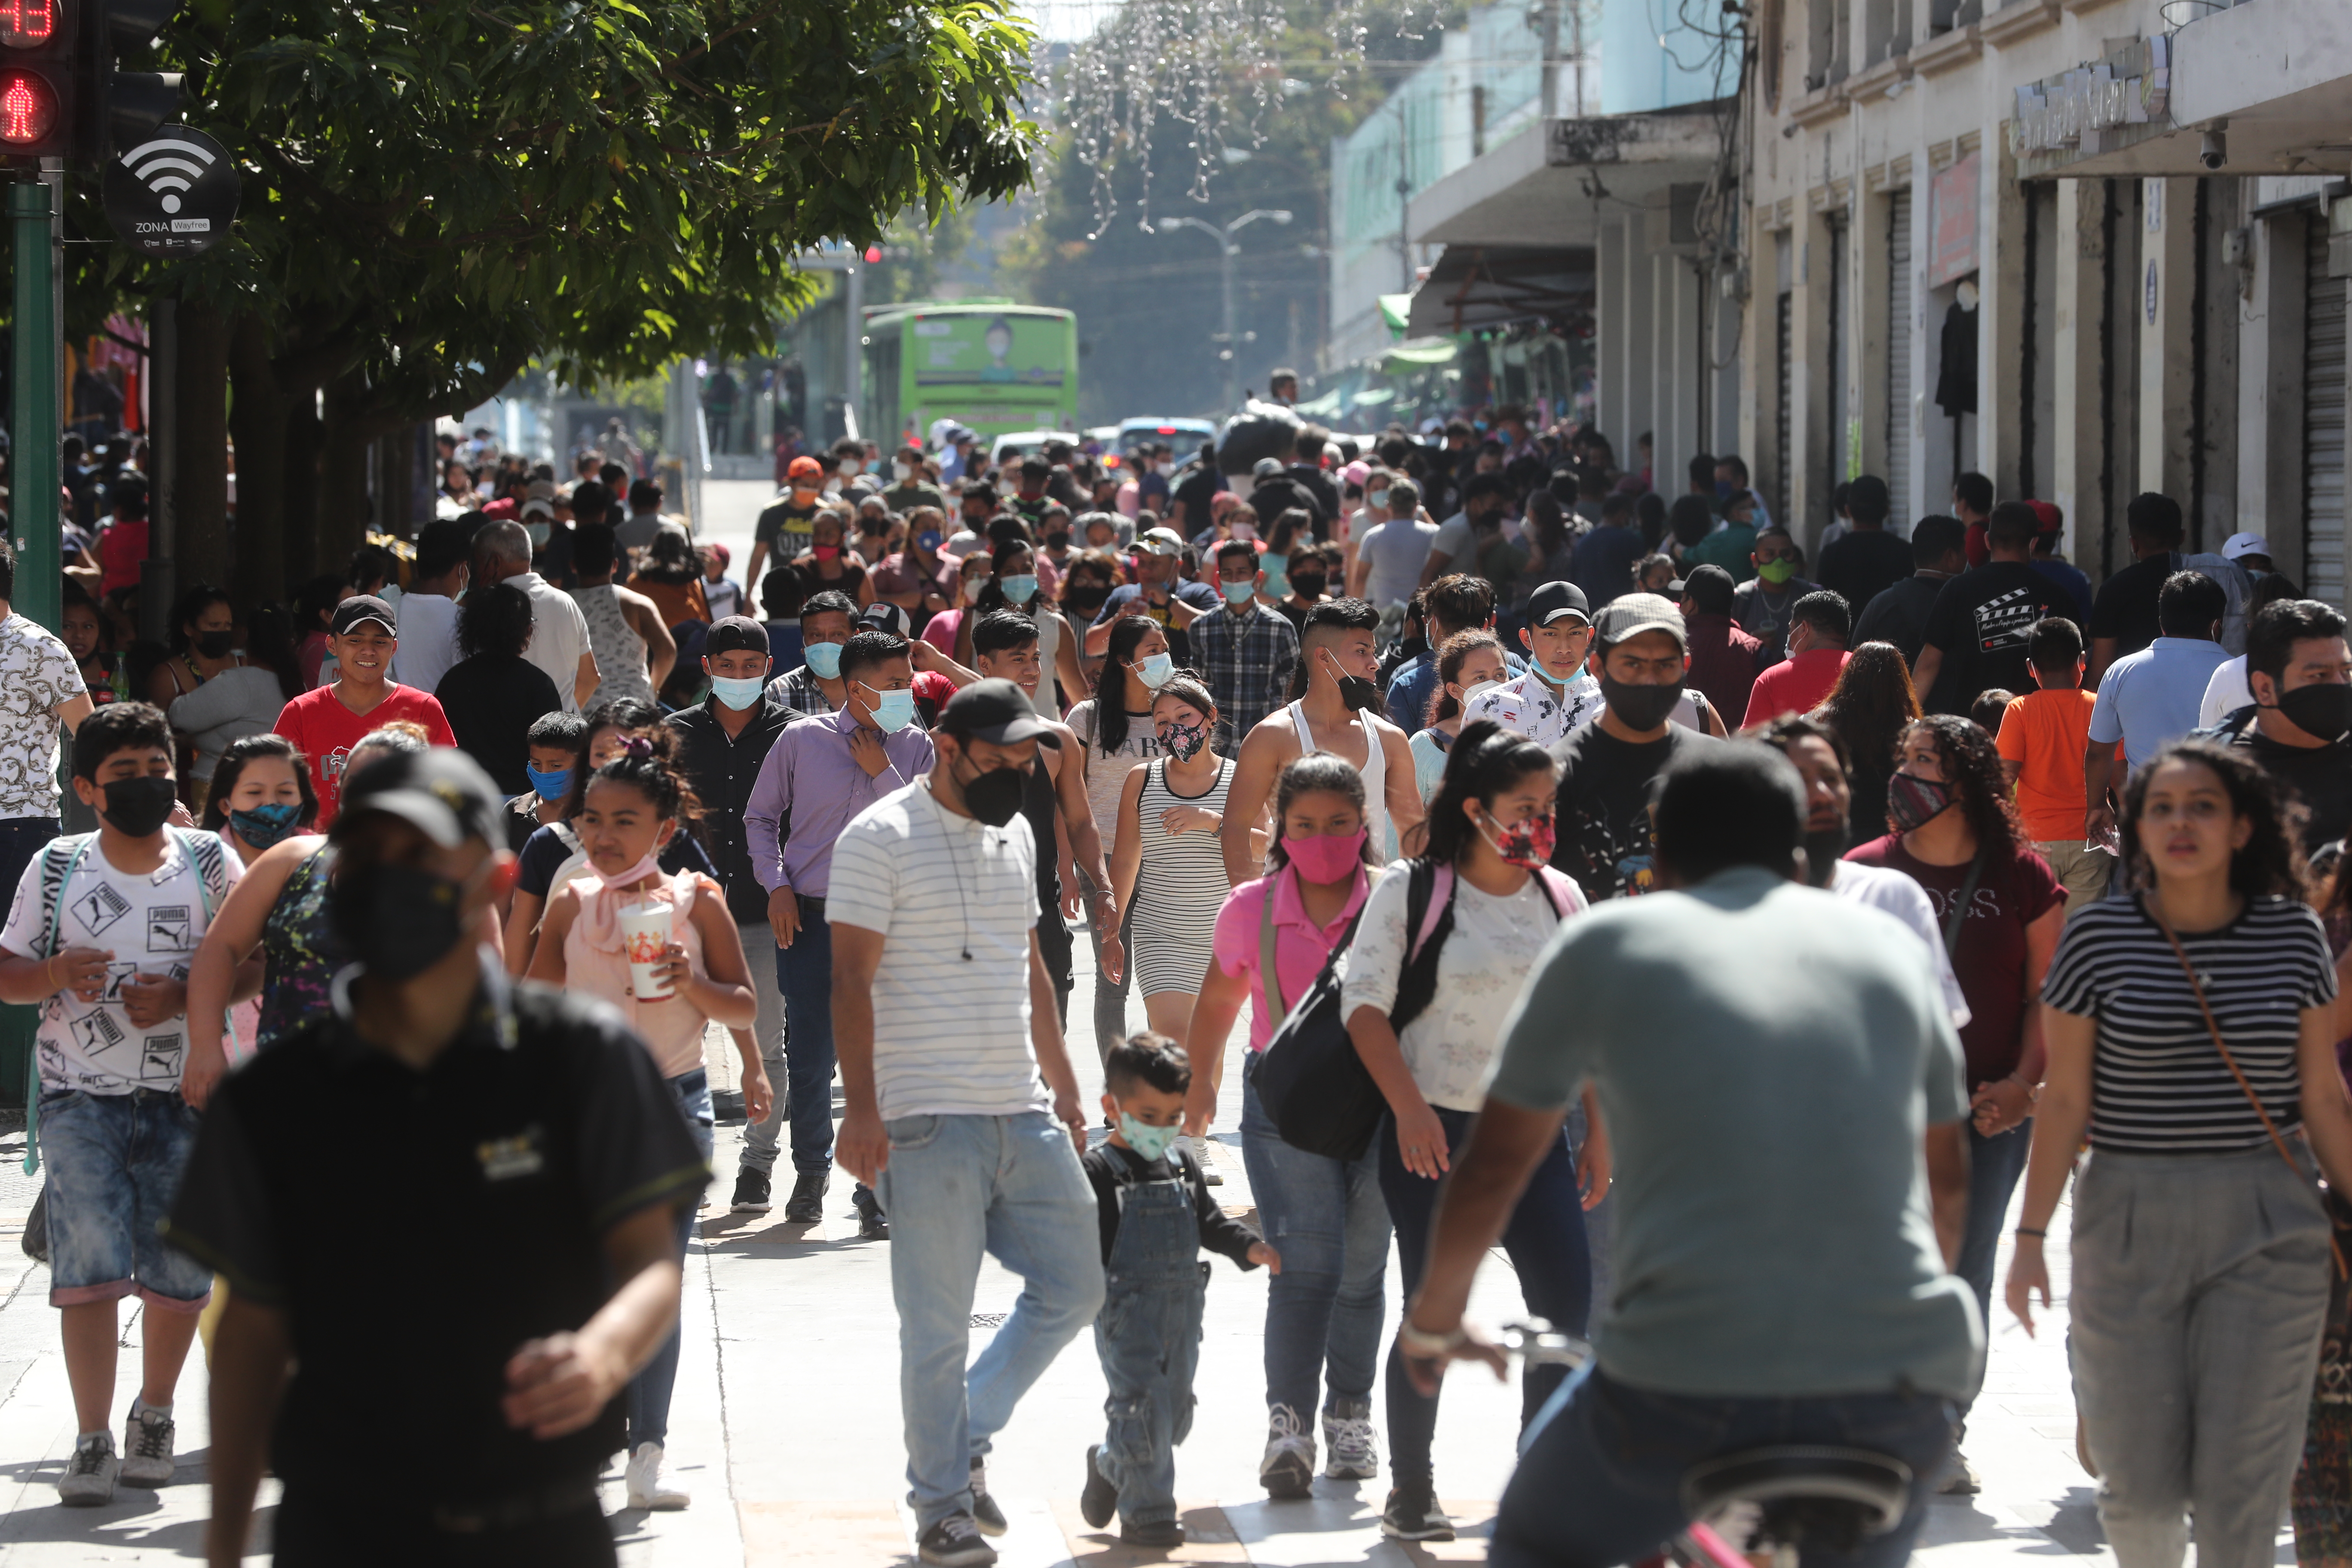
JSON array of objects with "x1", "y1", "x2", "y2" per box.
[{"x1": 2221, "y1": 531, "x2": 2272, "y2": 561}]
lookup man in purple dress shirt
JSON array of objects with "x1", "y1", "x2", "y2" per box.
[{"x1": 743, "y1": 628, "x2": 935, "y2": 1237}]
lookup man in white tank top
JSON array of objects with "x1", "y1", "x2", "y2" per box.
[{"x1": 1219, "y1": 598, "x2": 1425, "y2": 886}]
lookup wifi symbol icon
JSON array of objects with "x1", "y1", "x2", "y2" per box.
[{"x1": 120, "y1": 134, "x2": 214, "y2": 215}]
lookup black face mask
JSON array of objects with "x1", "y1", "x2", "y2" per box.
[
  {"x1": 193, "y1": 629, "x2": 236, "y2": 659},
  {"x1": 1044, "y1": 531, "x2": 1072, "y2": 551},
  {"x1": 2274, "y1": 682, "x2": 2352, "y2": 744},
  {"x1": 1601, "y1": 675, "x2": 1681, "y2": 731},
  {"x1": 1292, "y1": 573, "x2": 1327, "y2": 598},
  {"x1": 1064, "y1": 585, "x2": 1110, "y2": 616},
  {"x1": 331, "y1": 863, "x2": 469, "y2": 981},
  {"x1": 958, "y1": 759, "x2": 1026, "y2": 828},
  {"x1": 99, "y1": 775, "x2": 177, "y2": 837},
  {"x1": 1336, "y1": 673, "x2": 1383, "y2": 713}
]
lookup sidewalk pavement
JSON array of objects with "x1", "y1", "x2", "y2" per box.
[{"x1": 0, "y1": 909, "x2": 2236, "y2": 1565}]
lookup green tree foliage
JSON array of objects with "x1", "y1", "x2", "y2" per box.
[{"x1": 66, "y1": 0, "x2": 1039, "y2": 593}]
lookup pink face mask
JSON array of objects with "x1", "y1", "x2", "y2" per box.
[{"x1": 1286, "y1": 828, "x2": 1367, "y2": 884}]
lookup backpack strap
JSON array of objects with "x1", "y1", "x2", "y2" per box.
[
  {"x1": 37, "y1": 834, "x2": 92, "y2": 962},
  {"x1": 1409, "y1": 862, "x2": 1454, "y2": 962},
  {"x1": 1534, "y1": 865, "x2": 1583, "y2": 917}
]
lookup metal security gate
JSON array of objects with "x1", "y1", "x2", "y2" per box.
[
  {"x1": 1776, "y1": 289, "x2": 1793, "y2": 530},
  {"x1": 1887, "y1": 191, "x2": 1913, "y2": 533},
  {"x1": 2309, "y1": 215, "x2": 2348, "y2": 608}
]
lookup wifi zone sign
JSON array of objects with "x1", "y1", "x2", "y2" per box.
[{"x1": 100, "y1": 122, "x2": 236, "y2": 255}]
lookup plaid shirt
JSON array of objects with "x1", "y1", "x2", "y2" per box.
[
  {"x1": 1187, "y1": 600, "x2": 1298, "y2": 748},
  {"x1": 765, "y1": 665, "x2": 837, "y2": 720}
]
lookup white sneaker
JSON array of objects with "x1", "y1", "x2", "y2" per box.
[
  {"x1": 1323, "y1": 1396, "x2": 1379, "y2": 1480},
  {"x1": 58, "y1": 1433, "x2": 118, "y2": 1507},
  {"x1": 1186, "y1": 1134, "x2": 1225, "y2": 1186},
  {"x1": 1259, "y1": 1404, "x2": 1317, "y2": 1499},
  {"x1": 119, "y1": 1403, "x2": 175, "y2": 1486},
  {"x1": 625, "y1": 1441, "x2": 690, "y2": 1510}
]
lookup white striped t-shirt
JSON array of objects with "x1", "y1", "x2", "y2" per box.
[
  {"x1": 2040, "y1": 894, "x2": 2337, "y2": 1156},
  {"x1": 826, "y1": 776, "x2": 1050, "y2": 1122}
]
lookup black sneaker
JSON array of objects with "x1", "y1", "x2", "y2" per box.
[
  {"x1": 1079, "y1": 1444, "x2": 1117, "y2": 1529},
  {"x1": 916, "y1": 1511, "x2": 997, "y2": 1566},
  {"x1": 729, "y1": 1168, "x2": 772, "y2": 1214},
  {"x1": 1380, "y1": 1485, "x2": 1455, "y2": 1542},
  {"x1": 968, "y1": 1458, "x2": 1006, "y2": 1536},
  {"x1": 1121, "y1": 1519, "x2": 1184, "y2": 1547},
  {"x1": 783, "y1": 1169, "x2": 827, "y2": 1223}
]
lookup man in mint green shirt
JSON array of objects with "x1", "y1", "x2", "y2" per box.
[
  {"x1": 1396, "y1": 742, "x2": 1979, "y2": 1568},
  {"x1": 1683, "y1": 490, "x2": 1760, "y2": 584}
]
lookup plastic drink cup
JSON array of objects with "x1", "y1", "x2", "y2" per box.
[{"x1": 620, "y1": 902, "x2": 674, "y2": 1001}]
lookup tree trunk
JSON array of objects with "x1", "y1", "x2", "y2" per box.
[
  {"x1": 281, "y1": 391, "x2": 322, "y2": 586},
  {"x1": 226, "y1": 314, "x2": 289, "y2": 605},
  {"x1": 315, "y1": 371, "x2": 377, "y2": 563},
  {"x1": 174, "y1": 300, "x2": 231, "y2": 595}
]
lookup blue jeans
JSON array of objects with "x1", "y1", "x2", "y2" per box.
[
  {"x1": 627, "y1": 1070, "x2": 714, "y2": 1451},
  {"x1": 44, "y1": 1087, "x2": 210, "y2": 1310},
  {"x1": 1955, "y1": 1120, "x2": 2032, "y2": 1342},
  {"x1": 1093, "y1": 1173, "x2": 1208, "y2": 1528},
  {"x1": 877, "y1": 1111, "x2": 1104, "y2": 1530},
  {"x1": 735, "y1": 922, "x2": 791, "y2": 1176},
  {"x1": 1492, "y1": 1366, "x2": 1958, "y2": 1568},
  {"x1": 1379, "y1": 1106, "x2": 1590, "y2": 1488},
  {"x1": 774, "y1": 897, "x2": 838, "y2": 1174},
  {"x1": 1239, "y1": 1073, "x2": 1389, "y2": 1418}
]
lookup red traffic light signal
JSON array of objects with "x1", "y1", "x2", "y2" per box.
[
  {"x1": 864, "y1": 245, "x2": 882, "y2": 263},
  {"x1": 0, "y1": 65, "x2": 58, "y2": 145},
  {"x1": 0, "y1": 0, "x2": 61, "y2": 47}
]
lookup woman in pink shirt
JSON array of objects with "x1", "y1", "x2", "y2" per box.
[{"x1": 1179, "y1": 752, "x2": 1391, "y2": 1504}]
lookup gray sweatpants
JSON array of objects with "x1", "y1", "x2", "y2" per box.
[
  {"x1": 735, "y1": 920, "x2": 791, "y2": 1175},
  {"x1": 2070, "y1": 1146, "x2": 2334, "y2": 1568}
]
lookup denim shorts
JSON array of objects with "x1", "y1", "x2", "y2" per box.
[{"x1": 40, "y1": 1087, "x2": 212, "y2": 1311}]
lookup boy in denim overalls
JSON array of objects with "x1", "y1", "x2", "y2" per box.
[{"x1": 1077, "y1": 1034, "x2": 1277, "y2": 1547}]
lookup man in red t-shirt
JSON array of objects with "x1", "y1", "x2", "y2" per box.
[
  {"x1": 273, "y1": 596, "x2": 457, "y2": 826},
  {"x1": 1740, "y1": 591, "x2": 1852, "y2": 728}
]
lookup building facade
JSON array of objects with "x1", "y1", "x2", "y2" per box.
[{"x1": 1734, "y1": 0, "x2": 2352, "y2": 599}]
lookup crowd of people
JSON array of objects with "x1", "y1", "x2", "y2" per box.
[{"x1": 0, "y1": 406, "x2": 2346, "y2": 1568}]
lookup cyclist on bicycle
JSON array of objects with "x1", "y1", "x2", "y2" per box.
[{"x1": 1397, "y1": 743, "x2": 1980, "y2": 1568}]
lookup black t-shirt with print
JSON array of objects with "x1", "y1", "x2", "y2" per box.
[
  {"x1": 1918, "y1": 562, "x2": 2073, "y2": 714},
  {"x1": 1547, "y1": 720, "x2": 1720, "y2": 903}
]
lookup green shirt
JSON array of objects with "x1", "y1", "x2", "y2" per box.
[
  {"x1": 1684, "y1": 521, "x2": 1758, "y2": 582},
  {"x1": 1487, "y1": 867, "x2": 1981, "y2": 1401}
]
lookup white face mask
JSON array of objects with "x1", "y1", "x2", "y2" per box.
[
  {"x1": 1368, "y1": 489, "x2": 1390, "y2": 512},
  {"x1": 1462, "y1": 678, "x2": 1502, "y2": 704},
  {"x1": 893, "y1": 461, "x2": 913, "y2": 481}
]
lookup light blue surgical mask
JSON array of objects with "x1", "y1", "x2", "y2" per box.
[
  {"x1": 1134, "y1": 652, "x2": 1175, "y2": 689},
  {"x1": 1001, "y1": 573, "x2": 1038, "y2": 603},
  {"x1": 805, "y1": 641, "x2": 845, "y2": 680},
  {"x1": 864, "y1": 685, "x2": 918, "y2": 732},
  {"x1": 1222, "y1": 580, "x2": 1257, "y2": 606},
  {"x1": 524, "y1": 765, "x2": 573, "y2": 803},
  {"x1": 1118, "y1": 1112, "x2": 1179, "y2": 1164},
  {"x1": 1262, "y1": 557, "x2": 1289, "y2": 598},
  {"x1": 709, "y1": 674, "x2": 767, "y2": 710}
]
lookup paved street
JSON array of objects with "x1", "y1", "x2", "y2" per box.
[{"x1": 0, "y1": 486, "x2": 2245, "y2": 1564}]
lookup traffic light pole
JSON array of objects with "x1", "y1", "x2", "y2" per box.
[{"x1": 10, "y1": 174, "x2": 58, "y2": 634}]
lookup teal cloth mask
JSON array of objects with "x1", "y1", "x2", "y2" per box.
[{"x1": 1119, "y1": 1113, "x2": 1179, "y2": 1164}]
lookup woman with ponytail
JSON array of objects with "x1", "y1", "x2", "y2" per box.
[
  {"x1": 527, "y1": 728, "x2": 769, "y2": 1515},
  {"x1": 1338, "y1": 721, "x2": 1605, "y2": 1543}
]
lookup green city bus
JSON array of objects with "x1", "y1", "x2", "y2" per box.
[{"x1": 861, "y1": 303, "x2": 1079, "y2": 450}]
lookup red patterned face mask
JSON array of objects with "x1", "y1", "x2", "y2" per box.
[{"x1": 1480, "y1": 809, "x2": 1557, "y2": 870}]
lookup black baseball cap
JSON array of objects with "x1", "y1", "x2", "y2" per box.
[
  {"x1": 706, "y1": 616, "x2": 769, "y2": 656},
  {"x1": 330, "y1": 594, "x2": 398, "y2": 637},
  {"x1": 1525, "y1": 581, "x2": 1592, "y2": 628},
  {"x1": 1680, "y1": 563, "x2": 1737, "y2": 616},
  {"x1": 940, "y1": 678, "x2": 1063, "y2": 747},
  {"x1": 859, "y1": 603, "x2": 915, "y2": 638},
  {"x1": 334, "y1": 748, "x2": 505, "y2": 850}
]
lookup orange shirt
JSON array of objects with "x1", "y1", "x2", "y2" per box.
[{"x1": 1996, "y1": 686, "x2": 2098, "y2": 842}]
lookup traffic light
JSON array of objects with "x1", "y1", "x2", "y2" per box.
[
  {"x1": 0, "y1": 0, "x2": 76, "y2": 158},
  {"x1": 80, "y1": 0, "x2": 177, "y2": 166}
]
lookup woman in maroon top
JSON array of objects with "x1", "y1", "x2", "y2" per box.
[{"x1": 1844, "y1": 711, "x2": 2062, "y2": 1493}]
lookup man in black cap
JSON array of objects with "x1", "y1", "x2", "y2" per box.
[
  {"x1": 270, "y1": 594, "x2": 456, "y2": 827},
  {"x1": 167, "y1": 748, "x2": 707, "y2": 1568},
  {"x1": 670, "y1": 616, "x2": 798, "y2": 1214},
  {"x1": 1463, "y1": 581, "x2": 1601, "y2": 747},
  {"x1": 829, "y1": 680, "x2": 1101, "y2": 1566}
]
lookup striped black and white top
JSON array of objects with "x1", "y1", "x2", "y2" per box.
[
  {"x1": 827, "y1": 777, "x2": 1051, "y2": 1124},
  {"x1": 2041, "y1": 895, "x2": 2338, "y2": 1156}
]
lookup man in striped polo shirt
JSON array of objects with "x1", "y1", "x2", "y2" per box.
[{"x1": 828, "y1": 679, "x2": 1102, "y2": 1568}]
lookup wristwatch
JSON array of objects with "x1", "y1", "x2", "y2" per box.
[{"x1": 1396, "y1": 1320, "x2": 1467, "y2": 1358}]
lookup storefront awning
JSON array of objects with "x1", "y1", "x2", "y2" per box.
[
  {"x1": 1378, "y1": 294, "x2": 1415, "y2": 334},
  {"x1": 1383, "y1": 339, "x2": 1459, "y2": 373},
  {"x1": 1405, "y1": 245, "x2": 1595, "y2": 336}
]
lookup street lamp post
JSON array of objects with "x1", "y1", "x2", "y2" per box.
[{"x1": 1159, "y1": 208, "x2": 1292, "y2": 413}]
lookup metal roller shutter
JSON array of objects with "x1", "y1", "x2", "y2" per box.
[
  {"x1": 2310, "y1": 216, "x2": 2348, "y2": 609},
  {"x1": 1829, "y1": 217, "x2": 1849, "y2": 501},
  {"x1": 1887, "y1": 191, "x2": 1913, "y2": 533}
]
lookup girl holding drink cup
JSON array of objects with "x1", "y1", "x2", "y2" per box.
[{"x1": 527, "y1": 729, "x2": 765, "y2": 1511}]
